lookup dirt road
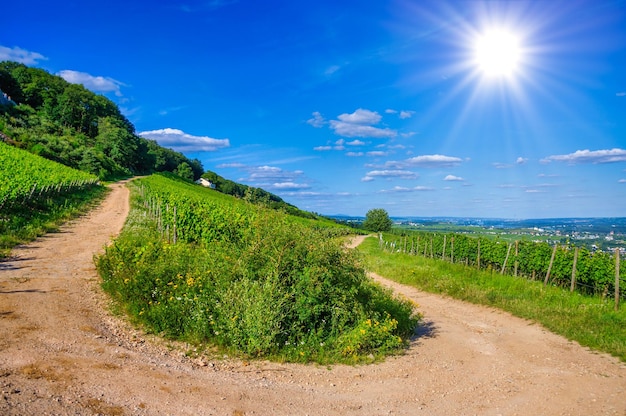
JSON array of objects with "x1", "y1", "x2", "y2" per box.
[{"x1": 1, "y1": 182, "x2": 624, "y2": 415}]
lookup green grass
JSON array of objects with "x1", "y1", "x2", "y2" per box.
[
  {"x1": 357, "y1": 235, "x2": 626, "y2": 362},
  {"x1": 0, "y1": 184, "x2": 107, "y2": 259}
]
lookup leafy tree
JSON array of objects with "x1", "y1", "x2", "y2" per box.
[
  {"x1": 363, "y1": 208, "x2": 392, "y2": 232},
  {"x1": 174, "y1": 162, "x2": 194, "y2": 181}
]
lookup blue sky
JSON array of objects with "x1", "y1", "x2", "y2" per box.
[{"x1": 2, "y1": 0, "x2": 625, "y2": 218}]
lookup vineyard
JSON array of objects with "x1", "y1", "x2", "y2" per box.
[
  {"x1": 0, "y1": 141, "x2": 99, "y2": 213},
  {"x1": 380, "y1": 229, "x2": 624, "y2": 304},
  {"x1": 96, "y1": 174, "x2": 418, "y2": 363}
]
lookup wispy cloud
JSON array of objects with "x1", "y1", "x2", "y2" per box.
[
  {"x1": 366, "y1": 151, "x2": 388, "y2": 157},
  {"x1": 58, "y1": 70, "x2": 126, "y2": 96},
  {"x1": 617, "y1": 92, "x2": 626, "y2": 97},
  {"x1": 0, "y1": 45, "x2": 47, "y2": 65},
  {"x1": 307, "y1": 111, "x2": 325, "y2": 128},
  {"x1": 542, "y1": 148, "x2": 626, "y2": 164},
  {"x1": 386, "y1": 154, "x2": 463, "y2": 169},
  {"x1": 516, "y1": 157, "x2": 528, "y2": 164},
  {"x1": 443, "y1": 175, "x2": 464, "y2": 181},
  {"x1": 138, "y1": 128, "x2": 230, "y2": 152},
  {"x1": 385, "y1": 109, "x2": 415, "y2": 119},
  {"x1": 313, "y1": 145, "x2": 332, "y2": 151},
  {"x1": 361, "y1": 169, "x2": 418, "y2": 182},
  {"x1": 346, "y1": 152, "x2": 364, "y2": 157},
  {"x1": 619, "y1": 179, "x2": 626, "y2": 184},
  {"x1": 217, "y1": 163, "x2": 311, "y2": 191},
  {"x1": 379, "y1": 185, "x2": 434, "y2": 193}
]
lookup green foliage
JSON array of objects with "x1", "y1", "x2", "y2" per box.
[
  {"x1": 96, "y1": 174, "x2": 418, "y2": 363},
  {"x1": 0, "y1": 141, "x2": 105, "y2": 258},
  {"x1": 174, "y1": 162, "x2": 194, "y2": 181},
  {"x1": 0, "y1": 61, "x2": 203, "y2": 180},
  {"x1": 359, "y1": 235, "x2": 626, "y2": 362},
  {"x1": 363, "y1": 208, "x2": 393, "y2": 232}
]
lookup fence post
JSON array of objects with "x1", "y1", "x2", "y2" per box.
[
  {"x1": 501, "y1": 243, "x2": 512, "y2": 275},
  {"x1": 615, "y1": 248, "x2": 621, "y2": 311},
  {"x1": 514, "y1": 241, "x2": 519, "y2": 277},
  {"x1": 442, "y1": 235, "x2": 447, "y2": 261},
  {"x1": 544, "y1": 244, "x2": 558, "y2": 286},
  {"x1": 451, "y1": 236, "x2": 454, "y2": 264},
  {"x1": 570, "y1": 247, "x2": 578, "y2": 292},
  {"x1": 173, "y1": 205, "x2": 177, "y2": 244}
]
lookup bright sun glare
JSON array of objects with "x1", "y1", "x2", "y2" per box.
[{"x1": 473, "y1": 29, "x2": 522, "y2": 78}]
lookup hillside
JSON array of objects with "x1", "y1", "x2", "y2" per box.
[{"x1": 0, "y1": 61, "x2": 203, "y2": 181}]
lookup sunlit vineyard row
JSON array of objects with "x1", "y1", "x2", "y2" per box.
[
  {"x1": 0, "y1": 141, "x2": 99, "y2": 212},
  {"x1": 381, "y1": 230, "x2": 624, "y2": 299}
]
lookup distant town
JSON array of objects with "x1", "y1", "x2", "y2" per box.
[{"x1": 331, "y1": 216, "x2": 626, "y2": 253}]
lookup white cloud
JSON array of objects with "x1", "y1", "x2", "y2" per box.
[
  {"x1": 443, "y1": 175, "x2": 464, "y2": 181},
  {"x1": 337, "y1": 108, "x2": 381, "y2": 125},
  {"x1": 516, "y1": 157, "x2": 528, "y2": 164},
  {"x1": 385, "y1": 109, "x2": 397, "y2": 114},
  {"x1": 543, "y1": 148, "x2": 626, "y2": 164},
  {"x1": 307, "y1": 111, "x2": 325, "y2": 128},
  {"x1": 58, "y1": 70, "x2": 126, "y2": 96},
  {"x1": 367, "y1": 151, "x2": 388, "y2": 157},
  {"x1": 314, "y1": 145, "x2": 332, "y2": 151},
  {"x1": 346, "y1": 139, "x2": 365, "y2": 146},
  {"x1": 327, "y1": 108, "x2": 397, "y2": 139},
  {"x1": 271, "y1": 182, "x2": 311, "y2": 191},
  {"x1": 346, "y1": 152, "x2": 364, "y2": 157},
  {"x1": 217, "y1": 162, "x2": 245, "y2": 168},
  {"x1": 379, "y1": 185, "x2": 434, "y2": 193},
  {"x1": 138, "y1": 128, "x2": 230, "y2": 152},
  {"x1": 619, "y1": 179, "x2": 626, "y2": 183},
  {"x1": 330, "y1": 120, "x2": 396, "y2": 138},
  {"x1": 361, "y1": 170, "x2": 418, "y2": 182},
  {"x1": 387, "y1": 154, "x2": 463, "y2": 168},
  {"x1": 0, "y1": 45, "x2": 47, "y2": 65},
  {"x1": 399, "y1": 110, "x2": 414, "y2": 119},
  {"x1": 617, "y1": 92, "x2": 626, "y2": 97}
]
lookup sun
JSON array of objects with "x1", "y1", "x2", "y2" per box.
[{"x1": 473, "y1": 29, "x2": 522, "y2": 78}]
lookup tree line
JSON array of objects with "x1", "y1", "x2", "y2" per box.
[{"x1": 0, "y1": 61, "x2": 203, "y2": 181}]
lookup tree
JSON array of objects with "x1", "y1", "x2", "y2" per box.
[
  {"x1": 174, "y1": 162, "x2": 194, "y2": 181},
  {"x1": 363, "y1": 208, "x2": 392, "y2": 232}
]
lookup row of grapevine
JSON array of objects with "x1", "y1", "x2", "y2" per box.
[
  {"x1": 135, "y1": 173, "x2": 353, "y2": 246},
  {"x1": 0, "y1": 141, "x2": 99, "y2": 213},
  {"x1": 380, "y1": 230, "x2": 624, "y2": 301}
]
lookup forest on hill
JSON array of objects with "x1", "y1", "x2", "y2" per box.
[{"x1": 0, "y1": 61, "x2": 203, "y2": 181}]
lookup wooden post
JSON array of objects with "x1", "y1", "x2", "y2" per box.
[
  {"x1": 442, "y1": 235, "x2": 447, "y2": 261},
  {"x1": 570, "y1": 247, "x2": 578, "y2": 292},
  {"x1": 615, "y1": 248, "x2": 621, "y2": 311},
  {"x1": 173, "y1": 206, "x2": 177, "y2": 244},
  {"x1": 514, "y1": 241, "x2": 519, "y2": 277},
  {"x1": 544, "y1": 244, "x2": 558, "y2": 286},
  {"x1": 451, "y1": 237, "x2": 454, "y2": 264},
  {"x1": 501, "y1": 243, "x2": 512, "y2": 275}
]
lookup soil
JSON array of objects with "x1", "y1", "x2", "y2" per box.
[{"x1": 1, "y1": 181, "x2": 625, "y2": 415}]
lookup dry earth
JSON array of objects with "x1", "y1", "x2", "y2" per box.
[{"x1": 1, "y1": 181, "x2": 625, "y2": 415}]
